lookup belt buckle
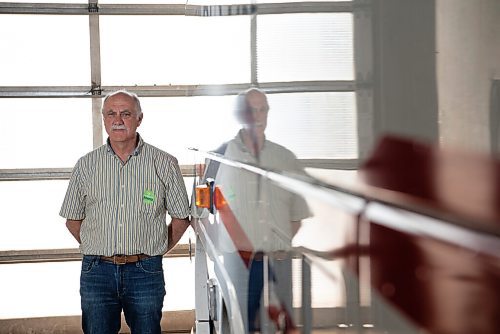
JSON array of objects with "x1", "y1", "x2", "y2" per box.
[{"x1": 114, "y1": 255, "x2": 127, "y2": 265}]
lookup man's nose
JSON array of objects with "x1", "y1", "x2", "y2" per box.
[
  {"x1": 113, "y1": 113, "x2": 125, "y2": 121},
  {"x1": 254, "y1": 110, "x2": 267, "y2": 120}
]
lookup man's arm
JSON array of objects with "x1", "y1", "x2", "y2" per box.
[
  {"x1": 166, "y1": 217, "x2": 191, "y2": 253},
  {"x1": 291, "y1": 221, "x2": 302, "y2": 237},
  {"x1": 66, "y1": 219, "x2": 83, "y2": 244}
]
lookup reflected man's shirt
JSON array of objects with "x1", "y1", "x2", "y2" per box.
[{"x1": 215, "y1": 130, "x2": 310, "y2": 252}]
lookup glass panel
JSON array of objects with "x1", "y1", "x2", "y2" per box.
[
  {"x1": 0, "y1": 0, "x2": 349, "y2": 3},
  {"x1": 100, "y1": 0, "x2": 187, "y2": 3},
  {"x1": 187, "y1": 0, "x2": 350, "y2": 3},
  {"x1": 192, "y1": 149, "x2": 361, "y2": 331},
  {"x1": 137, "y1": 92, "x2": 357, "y2": 163},
  {"x1": 99, "y1": 0, "x2": 350, "y2": 4},
  {"x1": 0, "y1": 177, "x2": 196, "y2": 251},
  {"x1": 0, "y1": 15, "x2": 90, "y2": 86},
  {"x1": 98, "y1": 92, "x2": 356, "y2": 163},
  {"x1": 0, "y1": 0, "x2": 83, "y2": 2},
  {"x1": 0, "y1": 258, "x2": 194, "y2": 318},
  {"x1": 266, "y1": 92, "x2": 358, "y2": 159},
  {"x1": 257, "y1": 13, "x2": 354, "y2": 82},
  {"x1": 258, "y1": 0, "x2": 350, "y2": 2},
  {"x1": 180, "y1": 177, "x2": 196, "y2": 244},
  {"x1": 305, "y1": 168, "x2": 359, "y2": 188},
  {"x1": 282, "y1": 175, "x2": 357, "y2": 330},
  {"x1": 0, "y1": 98, "x2": 92, "y2": 169},
  {"x1": 125, "y1": 96, "x2": 240, "y2": 164},
  {"x1": 164, "y1": 257, "x2": 195, "y2": 311},
  {"x1": 0, "y1": 262, "x2": 81, "y2": 318},
  {"x1": 0, "y1": 180, "x2": 73, "y2": 251},
  {"x1": 100, "y1": 16, "x2": 250, "y2": 85}
]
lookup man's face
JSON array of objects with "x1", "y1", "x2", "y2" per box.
[
  {"x1": 245, "y1": 91, "x2": 269, "y2": 135},
  {"x1": 102, "y1": 93, "x2": 143, "y2": 144}
]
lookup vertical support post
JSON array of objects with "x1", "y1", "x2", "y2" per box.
[
  {"x1": 89, "y1": 0, "x2": 103, "y2": 149},
  {"x1": 260, "y1": 254, "x2": 272, "y2": 333},
  {"x1": 353, "y1": 0, "x2": 374, "y2": 161},
  {"x1": 195, "y1": 234, "x2": 211, "y2": 334},
  {"x1": 301, "y1": 255, "x2": 312, "y2": 334},
  {"x1": 92, "y1": 98, "x2": 103, "y2": 148},
  {"x1": 250, "y1": 5, "x2": 258, "y2": 86}
]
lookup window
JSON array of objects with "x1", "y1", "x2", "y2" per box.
[
  {"x1": 257, "y1": 13, "x2": 354, "y2": 82},
  {"x1": 100, "y1": 16, "x2": 251, "y2": 85},
  {"x1": 0, "y1": 99, "x2": 92, "y2": 169},
  {"x1": 0, "y1": 15, "x2": 90, "y2": 86},
  {"x1": 266, "y1": 92, "x2": 358, "y2": 159},
  {"x1": 0, "y1": 1, "x2": 360, "y2": 322}
]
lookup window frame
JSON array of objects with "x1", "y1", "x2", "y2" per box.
[{"x1": 0, "y1": 0, "x2": 373, "y2": 261}]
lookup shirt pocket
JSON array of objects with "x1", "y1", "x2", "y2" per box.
[{"x1": 139, "y1": 182, "x2": 165, "y2": 217}]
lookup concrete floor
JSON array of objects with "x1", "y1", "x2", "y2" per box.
[{"x1": 0, "y1": 310, "x2": 195, "y2": 334}]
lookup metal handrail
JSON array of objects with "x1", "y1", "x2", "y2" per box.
[
  {"x1": 191, "y1": 149, "x2": 500, "y2": 256},
  {"x1": 191, "y1": 148, "x2": 366, "y2": 213}
]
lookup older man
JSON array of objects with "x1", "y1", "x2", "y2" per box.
[
  {"x1": 204, "y1": 88, "x2": 309, "y2": 333},
  {"x1": 60, "y1": 90, "x2": 190, "y2": 334}
]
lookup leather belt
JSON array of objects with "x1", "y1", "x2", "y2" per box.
[{"x1": 100, "y1": 254, "x2": 150, "y2": 265}]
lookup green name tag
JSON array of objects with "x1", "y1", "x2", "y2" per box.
[{"x1": 143, "y1": 190, "x2": 156, "y2": 204}]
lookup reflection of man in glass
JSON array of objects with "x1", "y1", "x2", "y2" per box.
[{"x1": 208, "y1": 88, "x2": 310, "y2": 332}]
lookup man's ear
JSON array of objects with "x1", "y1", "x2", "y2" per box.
[{"x1": 138, "y1": 114, "x2": 143, "y2": 126}]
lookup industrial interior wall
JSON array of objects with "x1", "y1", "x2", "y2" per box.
[
  {"x1": 371, "y1": 0, "x2": 439, "y2": 148},
  {"x1": 436, "y1": 0, "x2": 500, "y2": 153}
]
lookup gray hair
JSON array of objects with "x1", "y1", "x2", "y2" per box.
[{"x1": 102, "y1": 90, "x2": 143, "y2": 117}]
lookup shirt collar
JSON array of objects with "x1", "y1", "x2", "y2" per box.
[
  {"x1": 106, "y1": 133, "x2": 144, "y2": 157},
  {"x1": 235, "y1": 129, "x2": 267, "y2": 154}
]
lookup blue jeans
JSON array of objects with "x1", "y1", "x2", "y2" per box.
[
  {"x1": 247, "y1": 252, "x2": 293, "y2": 332},
  {"x1": 80, "y1": 255, "x2": 166, "y2": 334}
]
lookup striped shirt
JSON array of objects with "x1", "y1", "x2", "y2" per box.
[
  {"x1": 60, "y1": 134, "x2": 190, "y2": 256},
  {"x1": 214, "y1": 130, "x2": 311, "y2": 252}
]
